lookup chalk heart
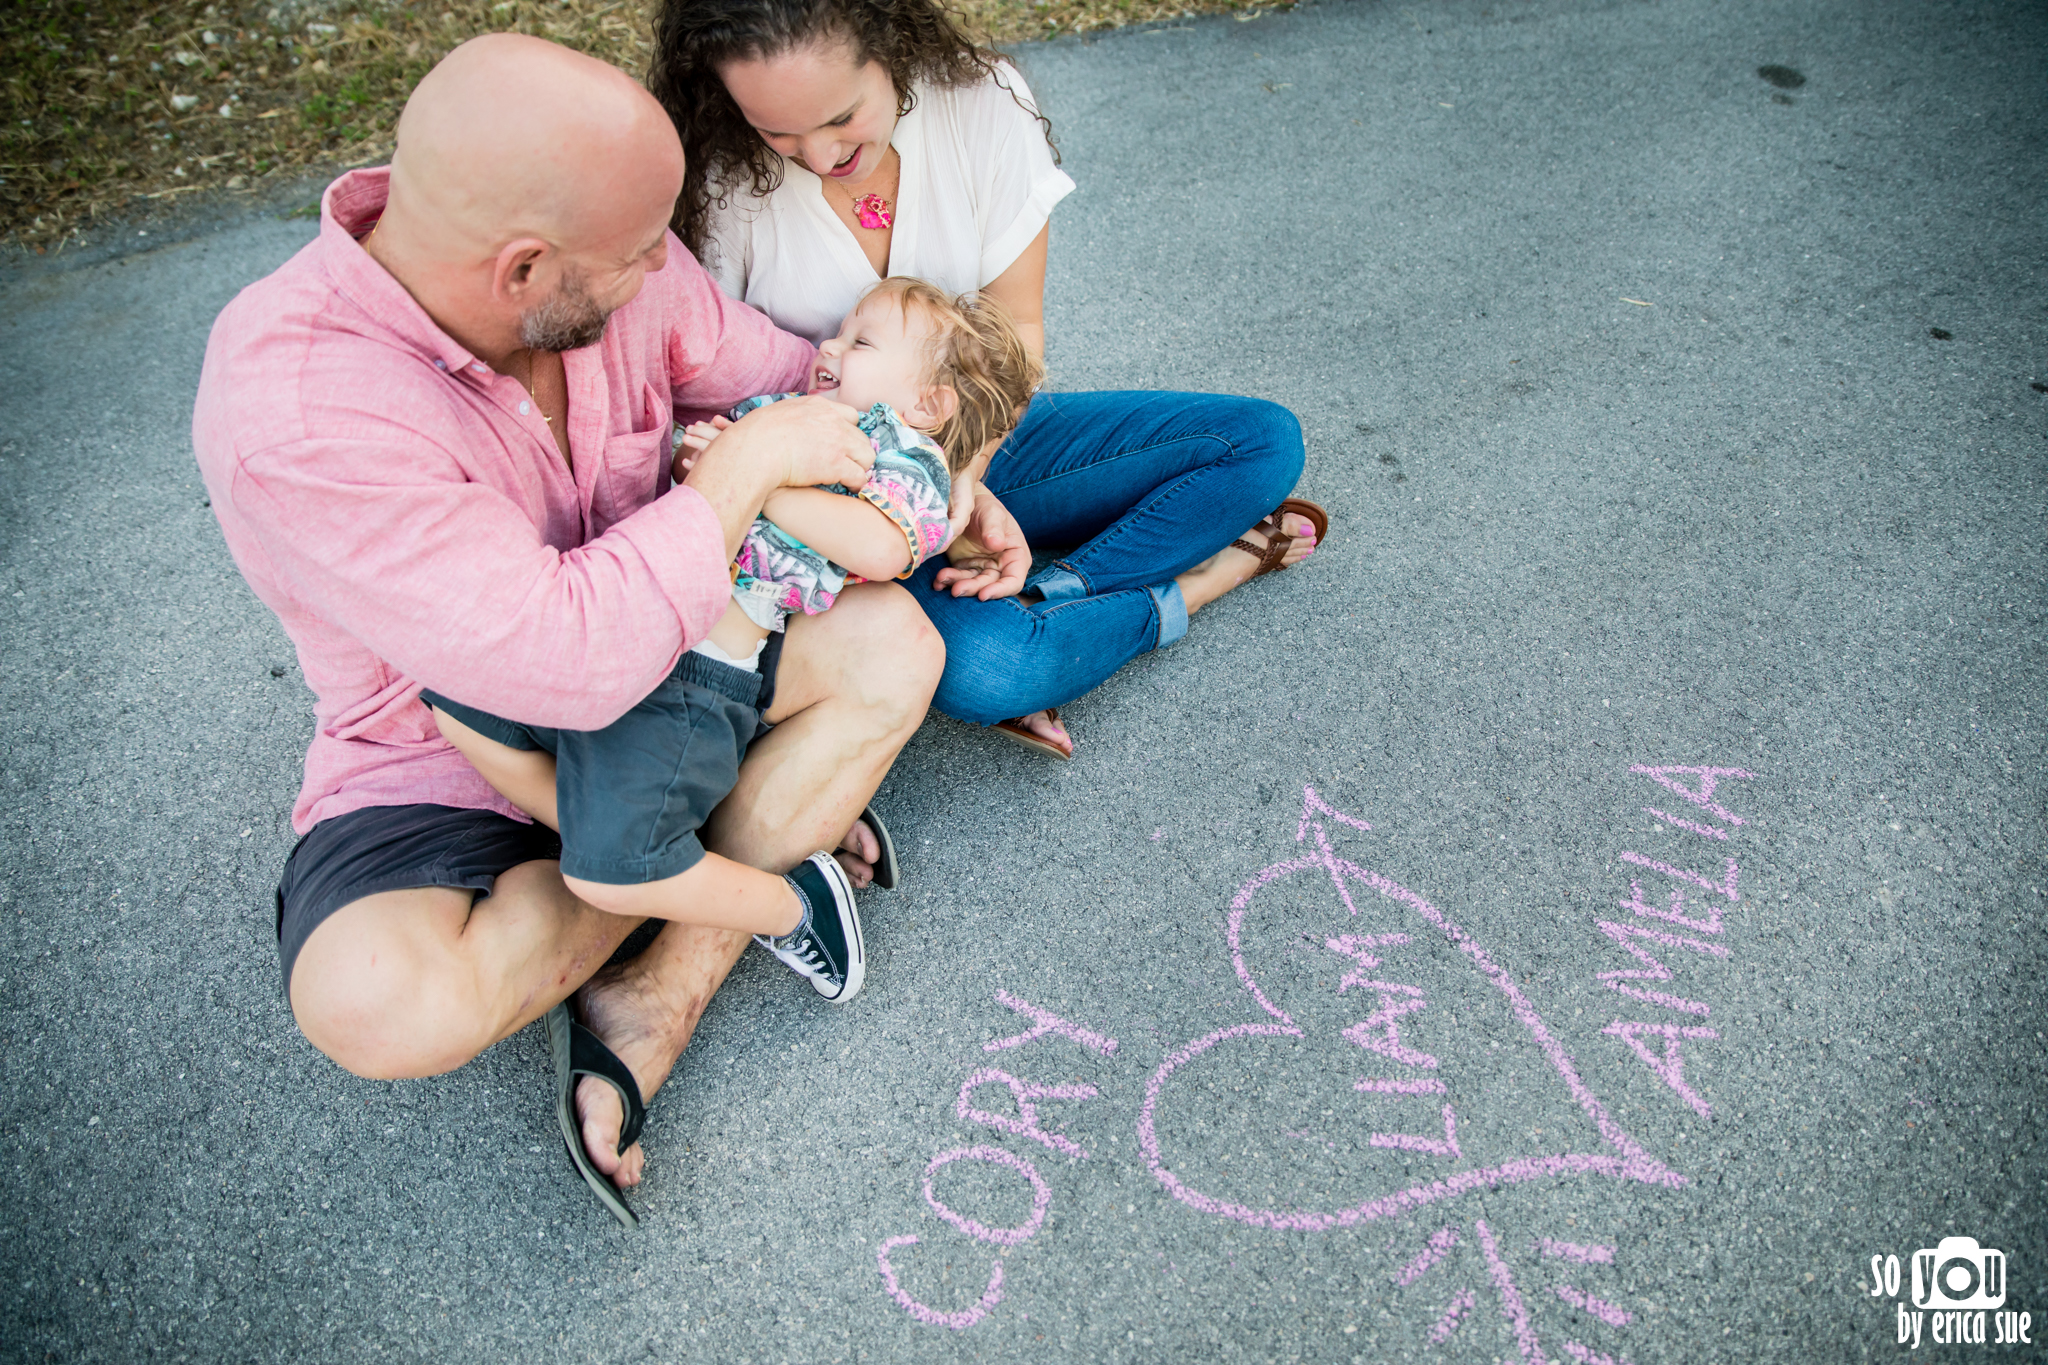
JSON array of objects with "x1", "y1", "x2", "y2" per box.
[{"x1": 1137, "y1": 790, "x2": 1688, "y2": 1232}]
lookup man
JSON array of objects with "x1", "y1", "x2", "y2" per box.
[{"x1": 192, "y1": 34, "x2": 940, "y2": 1211}]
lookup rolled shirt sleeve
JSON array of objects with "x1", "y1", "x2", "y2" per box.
[{"x1": 970, "y1": 65, "x2": 1076, "y2": 286}]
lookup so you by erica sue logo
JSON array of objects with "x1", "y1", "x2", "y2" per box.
[{"x1": 1870, "y1": 1236, "x2": 2032, "y2": 1349}]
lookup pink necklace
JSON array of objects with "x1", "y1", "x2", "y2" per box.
[{"x1": 851, "y1": 192, "x2": 893, "y2": 231}]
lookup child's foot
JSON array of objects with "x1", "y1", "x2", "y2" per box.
[
  {"x1": 1175, "y1": 509, "x2": 1319, "y2": 615},
  {"x1": 756, "y1": 852, "x2": 866, "y2": 1002}
]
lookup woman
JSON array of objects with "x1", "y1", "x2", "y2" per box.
[{"x1": 649, "y1": 0, "x2": 1322, "y2": 758}]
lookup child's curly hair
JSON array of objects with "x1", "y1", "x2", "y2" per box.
[{"x1": 865, "y1": 276, "x2": 1043, "y2": 473}]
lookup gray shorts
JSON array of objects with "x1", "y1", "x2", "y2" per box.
[
  {"x1": 275, "y1": 802, "x2": 561, "y2": 993},
  {"x1": 420, "y1": 636, "x2": 781, "y2": 888}
]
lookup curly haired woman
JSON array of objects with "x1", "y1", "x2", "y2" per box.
[{"x1": 649, "y1": 0, "x2": 1325, "y2": 758}]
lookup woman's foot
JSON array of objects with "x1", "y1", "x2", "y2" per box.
[
  {"x1": 1001, "y1": 709, "x2": 1073, "y2": 758},
  {"x1": 1175, "y1": 509, "x2": 1319, "y2": 615}
]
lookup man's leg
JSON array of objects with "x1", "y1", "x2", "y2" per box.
[
  {"x1": 290, "y1": 862, "x2": 630, "y2": 1080},
  {"x1": 294, "y1": 583, "x2": 939, "y2": 1188},
  {"x1": 568, "y1": 581, "x2": 943, "y2": 1182}
]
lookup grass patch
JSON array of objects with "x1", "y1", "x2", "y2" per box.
[{"x1": 1, "y1": 0, "x2": 1286, "y2": 249}]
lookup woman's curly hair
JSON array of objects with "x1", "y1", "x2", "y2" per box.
[{"x1": 647, "y1": 0, "x2": 1057, "y2": 257}]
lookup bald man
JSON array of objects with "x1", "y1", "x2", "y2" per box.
[{"x1": 192, "y1": 34, "x2": 941, "y2": 1218}]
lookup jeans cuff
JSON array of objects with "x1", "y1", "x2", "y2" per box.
[
  {"x1": 1148, "y1": 581, "x2": 1189, "y2": 650},
  {"x1": 1026, "y1": 563, "x2": 1089, "y2": 601}
]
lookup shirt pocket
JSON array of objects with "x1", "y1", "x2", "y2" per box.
[{"x1": 591, "y1": 382, "x2": 673, "y2": 536}]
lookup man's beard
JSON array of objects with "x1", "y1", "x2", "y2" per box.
[{"x1": 519, "y1": 268, "x2": 610, "y2": 351}]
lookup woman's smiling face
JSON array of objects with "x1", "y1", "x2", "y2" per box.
[{"x1": 718, "y1": 39, "x2": 900, "y2": 187}]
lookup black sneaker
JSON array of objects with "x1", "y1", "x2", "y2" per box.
[{"x1": 755, "y1": 852, "x2": 866, "y2": 1002}]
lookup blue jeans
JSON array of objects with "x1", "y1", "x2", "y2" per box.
[{"x1": 909, "y1": 390, "x2": 1305, "y2": 724}]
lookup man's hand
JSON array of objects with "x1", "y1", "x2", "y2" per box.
[
  {"x1": 689, "y1": 395, "x2": 873, "y2": 491},
  {"x1": 682, "y1": 396, "x2": 875, "y2": 561},
  {"x1": 932, "y1": 484, "x2": 1031, "y2": 600}
]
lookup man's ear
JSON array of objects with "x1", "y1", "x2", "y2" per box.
[
  {"x1": 910, "y1": 383, "x2": 960, "y2": 432},
  {"x1": 489, "y1": 238, "x2": 553, "y2": 306}
]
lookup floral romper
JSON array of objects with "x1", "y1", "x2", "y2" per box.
[{"x1": 719, "y1": 394, "x2": 955, "y2": 630}]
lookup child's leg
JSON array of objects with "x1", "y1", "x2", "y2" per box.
[
  {"x1": 434, "y1": 703, "x2": 803, "y2": 937},
  {"x1": 431, "y1": 704, "x2": 561, "y2": 829},
  {"x1": 705, "y1": 597, "x2": 772, "y2": 661},
  {"x1": 561, "y1": 856, "x2": 801, "y2": 935}
]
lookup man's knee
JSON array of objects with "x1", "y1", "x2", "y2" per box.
[
  {"x1": 289, "y1": 893, "x2": 492, "y2": 1079},
  {"x1": 834, "y1": 584, "x2": 945, "y2": 712}
]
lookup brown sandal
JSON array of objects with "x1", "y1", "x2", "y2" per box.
[
  {"x1": 1231, "y1": 497, "x2": 1329, "y2": 577},
  {"x1": 992, "y1": 707, "x2": 1073, "y2": 761}
]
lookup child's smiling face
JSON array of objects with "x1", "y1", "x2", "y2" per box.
[{"x1": 808, "y1": 295, "x2": 934, "y2": 419}]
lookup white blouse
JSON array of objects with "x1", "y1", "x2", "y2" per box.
[{"x1": 701, "y1": 64, "x2": 1076, "y2": 346}]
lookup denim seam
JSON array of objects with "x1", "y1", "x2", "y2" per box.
[{"x1": 1031, "y1": 558, "x2": 1093, "y2": 597}]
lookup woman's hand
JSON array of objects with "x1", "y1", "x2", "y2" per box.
[
  {"x1": 933, "y1": 484, "x2": 1031, "y2": 600},
  {"x1": 944, "y1": 467, "x2": 980, "y2": 552}
]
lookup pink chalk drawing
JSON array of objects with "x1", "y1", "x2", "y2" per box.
[
  {"x1": 1428, "y1": 1288, "x2": 1476, "y2": 1343},
  {"x1": 922, "y1": 1145, "x2": 1051, "y2": 1247},
  {"x1": 1401, "y1": 1217, "x2": 1636, "y2": 1363},
  {"x1": 1594, "y1": 919, "x2": 1730, "y2": 1016},
  {"x1": 875, "y1": 1235, "x2": 1004, "y2": 1330},
  {"x1": 1298, "y1": 785, "x2": 1374, "y2": 839},
  {"x1": 1340, "y1": 981, "x2": 1440, "y2": 1068},
  {"x1": 1601, "y1": 1021, "x2": 1720, "y2": 1118},
  {"x1": 955, "y1": 1068, "x2": 1100, "y2": 1159},
  {"x1": 983, "y1": 990, "x2": 1118, "y2": 1055},
  {"x1": 1618, "y1": 851, "x2": 1741, "y2": 902},
  {"x1": 1370, "y1": 1103, "x2": 1462, "y2": 1159},
  {"x1": 1628, "y1": 764, "x2": 1753, "y2": 826},
  {"x1": 1356, "y1": 1076, "x2": 1447, "y2": 1095},
  {"x1": 1620, "y1": 880, "x2": 1724, "y2": 935},
  {"x1": 878, "y1": 993, "x2": 1111, "y2": 1332},
  {"x1": 1395, "y1": 1226, "x2": 1460, "y2": 1285},
  {"x1": 1593, "y1": 763, "x2": 1751, "y2": 1120},
  {"x1": 1555, "y1": 1283, "x2": 1633, "y2": 1326},
  {"x1": 1138, "y1": 787, "x2": 1686, "y2": 1236},
  {"x1": 1562, "y1": 1341, "x2": 1636, "y2": 1365},
  {"x1": 1477, "y1": 1217, "x2": 1545, "y2": 1365},
  {"x1": 1535, "y1": 1238, "x2": 1616, "y2": 1264},
  {"x1": 1325, "y1": 932, "x2": 1412, "y2": 989},
  {"x1": 1644, "y1": 806, "x2": 1729, "y2": 841}
]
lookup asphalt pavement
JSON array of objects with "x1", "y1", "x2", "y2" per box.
[{"x1": 2, "y1": 0, "x2": 2044, "y2": 1360}]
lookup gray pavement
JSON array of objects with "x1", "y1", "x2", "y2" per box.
[{"x1": 3, "y1": 0, "x2": 2045, "y2": 1360}]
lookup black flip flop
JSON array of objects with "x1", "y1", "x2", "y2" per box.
[
  {"x1": 859, "y1": 804, "x2": 899, "y2": 891},
  {"x1": 545, "y1": 1003, "x2": 645, "y2": 1229}
]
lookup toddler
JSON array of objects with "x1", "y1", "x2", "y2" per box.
[{"x1": 423, "y1": 278, "x2": 1041, "y2": 1005}]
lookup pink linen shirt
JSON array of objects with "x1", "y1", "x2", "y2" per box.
[{"x1": 193, "y1": 168, "x2": 814, "y2": 833}]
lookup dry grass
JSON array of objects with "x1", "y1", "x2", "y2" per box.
[{"x1": 2, "y1": 0, "x2": 1286, "y2": 250}]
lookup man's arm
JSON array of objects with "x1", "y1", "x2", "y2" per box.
[
  {"x1": 679, "y1": 397, "x2": 874, "y2": 559},
  {"x1": 227, "y1": 428, "x2": 730, "y2": 731}
]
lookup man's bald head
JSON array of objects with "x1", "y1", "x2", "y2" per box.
[
  {"x1": 367, "y1": 35, "x2": 685, "y2": 362},
  {"x1": 390, "y1": 34, "x2": 683, "y2": 256}
]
